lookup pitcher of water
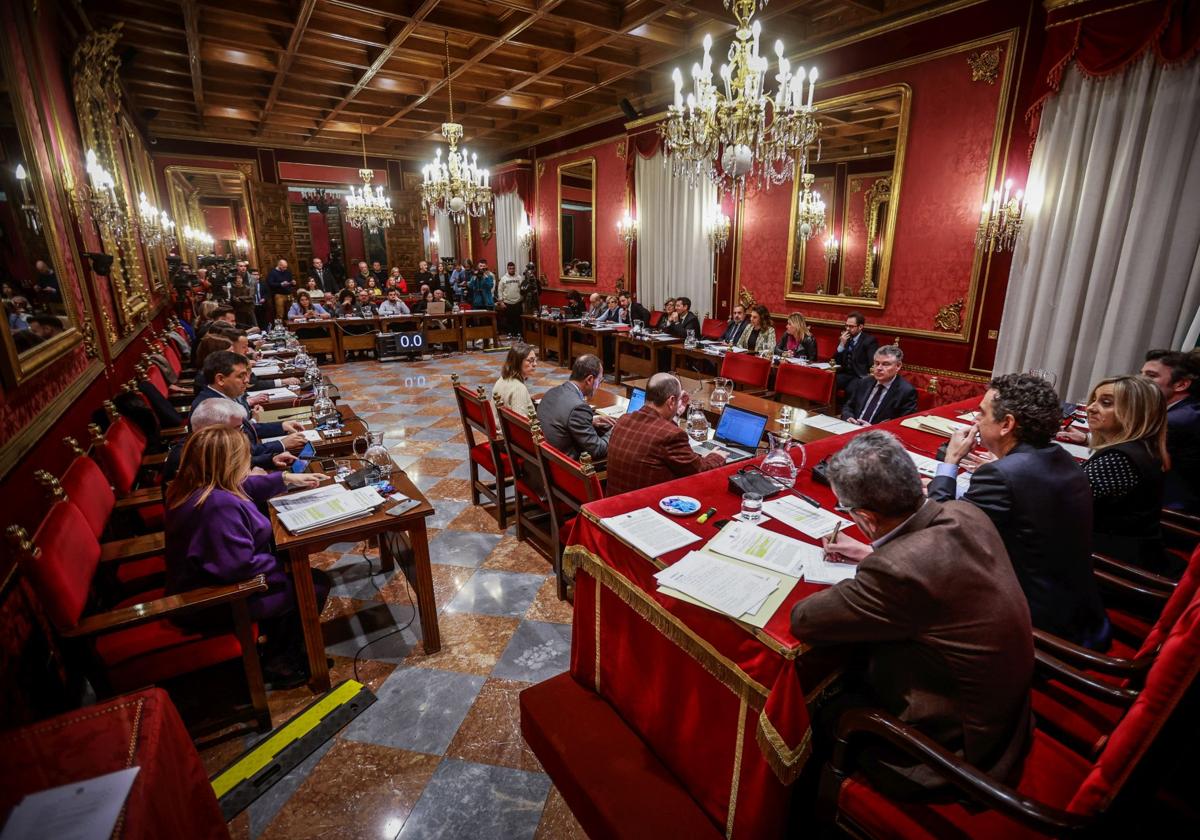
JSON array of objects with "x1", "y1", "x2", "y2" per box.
[
  {"x1": 685, "y1": 405, "x2": 710, "y2": 442},
  {"x1": 310, "y1": 385, "x2": 337, "y2": 426},
  {"x1": 710, "y1": 377, "x2": 733, "y2": 412},
  {"x1": 685, "y1": 328, "x2": 697, "y2": 349},
  {"x1": 353, "y1": 431, "x2": 391, "y2": 481},
  {"x1": 760, "y1": 431, "x2": 804, "y2": 489}
]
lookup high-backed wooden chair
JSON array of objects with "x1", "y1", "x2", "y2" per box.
[
  {"x1": 537, "y1": 442, "x2": 605, "y2": 600},
  {"x1": 450, "y1": 374, "x2": 512, "y2": 529},
  {"x1": 719, "y1": 352, "x2": 772, "y2": 392},
  {"x1": 7, "y1": 504, "x2": 271, "y2": 734},
  {"x1": 495, "y1": 402, "x2": 553, "y2": 558}
]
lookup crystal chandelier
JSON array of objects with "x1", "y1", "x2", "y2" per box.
[
  {"x1": 421, "y1": 34, "x2": 493, "y2": 224},
  {"x1": 345, "y1": 121, "x2": 394, "y2": 233},
  {"x1": 136, "y1": 191, "x2": 176, "y2": 249},
  {"x1": 80, "y1": 148, "x2": 127, "y2": 238},
  {"x1": 662, "y1": 0, "x2": 820, "y2": 200},
  {"x1": 976, "y1": 179, "x2": 1026, "y2": 254},
  {"x1": 794, "y1": 171, "x2": 826, "y2": 241},
  {"x1": 183, "y1": 226, "x2": 213, "y2": 253},
  {"x1": 705, "y1": 205, "x2": 730, "y2": 252}
]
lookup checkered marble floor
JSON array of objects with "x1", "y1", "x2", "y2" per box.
[{"x1": 203, "y1": 349, "x2": 602, "y2": 840}]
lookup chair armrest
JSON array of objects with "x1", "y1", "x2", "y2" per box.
[
  {"x1": 61, "y1": 575, "x2": 267, "y2": 639},
  {"x1": 830, "y1": 708, "x2": 1090, "y2": 835},
  {"x1": 1031, "y1": 628, "x2": 1152, "y2": 678},
  {"x1": 1033, "y1": 650, "x2": 1139, "y2": 707},
  {"x1": 1093, "y1": 553, "x2": 1177, "y2": 592},
  {"x1": 1161, "y1": 508, "x2": 1200, "y2": 532},
  {"x1": 141, "y1": 452, "x2": 168, "y2": 468},
  {"x1": 1162, "y1": 519, "x2": 1200, "y2": 542},
  {"x1": 161, "y1": 425, "x2": 188, "y2": 439},
  {"x1": 99, "y1": 532, "x2": 165, "y2": 565},
  {"x1": 1094, "y1": 569, "x2": 1171, "y2": 605},
  {"x1": 112, "y1": 486, "x2": 164, "y2": 510}
]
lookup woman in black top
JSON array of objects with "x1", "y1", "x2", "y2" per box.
[
  {"x1": 774, "y1": 312, "x2": 818, "y2": 360},
  {"x1": 1083, "y1": 374, "x2": 1174, "y2": 574}
]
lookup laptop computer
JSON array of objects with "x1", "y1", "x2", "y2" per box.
[
  {"x1": 690, "y1": 405, "x2": 769, "y2": 462},
  {"x1": 426, "y1": 300, "x2": 447, "y2": 315}
]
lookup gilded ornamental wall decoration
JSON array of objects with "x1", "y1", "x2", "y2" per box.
[
  {"x1": 968, "y1": 47, "x2": 1001, "y2": 84},
  {"x1": 934, "y1": 298, "x2": 965, "y2": 332},
  {"x1": 616, "y1": 139, "x2": 627, "y2": 159}
]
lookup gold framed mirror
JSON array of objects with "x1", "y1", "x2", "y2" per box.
[
  {"x1": 0, "y1": 26, "x2": 88, "y2": 386},
  {"x1": 785, "y1": 84, "x2": 911, "y2": 307},
  {"x1": 165, "y1": 166, "x2": 257, "y2": 269},
  {"x1": 117, "y1": 115, "x2": 167, "y2": 293},
  {"x1": 558, "y1": 158, "x2": 595, "y2": 283}
]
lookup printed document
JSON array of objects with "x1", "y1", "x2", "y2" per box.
[
  {"x1": 277, "y1": 486, "x2": 384, "y2": 534},
  {"x1": 761, "y1": 495, "x2": 851, "y2": 540},
  {"x1": 804, "y1": 415, "x2": 860, "y2": 434},
  {"x1": 602, "y1": 507, "x2": 701, "y2": 556},
  {"x1": 705, "y1": 520, "x2": 818, "y2": 577},
  {"x1": 0, "y1": 767, "x2": 139, "y2": 840},
  {"x1": 269, "y1": 483, "x2": 347, "y2": 512},
  {"x1": 803, "y1": 555, "x2": 859, "y2": 585},
  {"x1": 654, "y1": 551, "x2": 780, "y2": 618}
]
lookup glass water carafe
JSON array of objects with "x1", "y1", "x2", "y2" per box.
[
  {"x1": 354, "y1": 431, "x2": 391, "y2": 480},
  {"x1": 760, "y1": 431, "x2": 803, "y2": 489},
  {"x1": 311, "y1": 385, "x2": 336, "y2": 426}
]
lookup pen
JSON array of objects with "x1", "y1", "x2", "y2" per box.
[
  {"x1": 829, "y1": 520, "x2": 842, "y2": 544},
  {"x1": 697, "y1": 507, "x2": 717, "y2": 524},
  {"x1": 793, "y1": 491, "x2": 821, "y2": 508}
]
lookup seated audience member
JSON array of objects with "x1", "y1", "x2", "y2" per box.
[
  {"x1": 793, "y1": 430, "x2": 1032, "y2": 796},
  {"x1": 654, "y1": 298, "x2": 676, "y2": 329},
  {"x1": 28, "y1": 314, "x2": 65, "y2": 341},
  {"x1": 410, "y1": 292, "x2": 430, "y2": 314},
  {"x1": 564, "y1": 290, "x2": 585, "y2": 318},
  {"x1": 1140, "y1": 349, "x2": 1200, "y2": 513},
  {"x1": 1083, "y1": 375, "x2": 1173, "y2": 574},
  {"x1": 287, "y1": 291, "x2": 329, "y2": 319},
  {"x1": 606, "y1": 373, "x2": 726, "y2": 495},
  {"x1": 377, "y1": 288, "x2": 411, "y2": 317},
  {"x1": 834, "y1": 311, "x2": 879, "y2": 391},
  {"x1": 344, "y1": 277, "x2": 359, "y2": 296},
  {"x1": 620, "y1": 292, "x2": 650, "y2": 326},
  {"x1": 536, "y1": 354, "x2": 612, "y2": 461},
  {"x1": 334, "y1": 291, "x2": 357, "y2": 317},
  {"x1": 390, "y1": 266, "x2": 409, "y2": 293},
  {"x1": 929, "y1": 373, "x2": 1110, "y2": 648},
  {"x1": 736, "y1": 304, "x2": 775, "y2": 354},
  {"x1": 6, "y1": 295, "x2": 31, "y2": 331},
  {"x1": 191, "y1": 350, "x2": 306, "y2": 458},
  {"x1": 364, "y1": 276, "x2": 383, "y2": 299},
  {"x1": 492, "y1": 343, "x2": 538, "y2": 420},
  {"x1": 192, "y1": 300, "x2": 223, "y2": 345},
  {"x1": 721, "y1": 304, "x2": 748, "y2": 344},
  {"x1": 354, "y1": 288, "x2": 379, "y2": 317},
  {"x1": 165, "y1": 396, "x2": 296, "y2": 480},
  {"x1": 596, "y1": 294, "x2": 621, "y2": 323},
  {"x1": 775, "y1": 312, "x2": 817, "y2": 360},
  {"x1": 664, "y1": 296, "x2": 702, "y2": 341},
  {"x1": 585, "y1": 292, "x2": 606, "y2": 319},
  {"x1": 165, "y1": 425, "x2": 326, "y2": 687},
  {"x1": 370, "y1": 260, "x2": 387, "y2": 285},
  {"x1": 841, "y1": 345, "x2": 918, "y2": 425},
  {"x1": 303, "y1": 277, "x2": 326, "y2": 302}
]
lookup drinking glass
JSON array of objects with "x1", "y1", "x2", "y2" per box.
[
  {"x1": 633, "y1": 319, "x2": 645, "y2": 336},
  {"x1": 740, "y1": 492, "x2": 763, "y2": 523},
  {"x1": 685, "y1": 328, "x2": 697, "y2": 349}
]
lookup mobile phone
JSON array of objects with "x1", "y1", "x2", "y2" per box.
[
  {"x1": 297, "y1": 442, "x2": 316, "y2": 459},
  {"x1": 290, "y1": 458, "x2": 309, "y2": 474},
  {"x1": 386, "y1": 499, "x2": 420, "y2": 516}
]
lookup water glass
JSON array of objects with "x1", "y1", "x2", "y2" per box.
[
  {"x1": 685, "y1": 328, "x2": 697, "y2": 349},
  {"x1": 740, "y1": 492, "x2": 763, "y2": 523}
]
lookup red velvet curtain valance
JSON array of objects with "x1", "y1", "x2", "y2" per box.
[
  {"x1": 1026, "y1": 0, "x2": 1200, "y2": 142},
  {"x1": 492, "y1": 168, "x2": 532, "y2": 212},
  {"x1": 626, "y1": 125, "x2": 665, "y2": 182}
]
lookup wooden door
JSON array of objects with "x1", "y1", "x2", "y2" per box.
[{"x1": 248, "y1": 180, "x2": 297, "y2": 270}]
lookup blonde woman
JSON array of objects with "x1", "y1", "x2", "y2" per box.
[
  {"x1": 1083, "y1": 374, "x2": 1173, "y2": 573},
  {"x1": 736, "y1": 304, "x2": 776, "y2": 355},
  {"x1": 775, "y1": 312, "x2": 818, "y2": 360}
]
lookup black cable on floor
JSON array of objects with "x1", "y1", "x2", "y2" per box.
[{"x1": 351, "y1": 537, "x2": 417, "y2": 683}]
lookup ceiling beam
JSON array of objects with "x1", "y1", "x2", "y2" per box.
[
  {"x1": 180, "y1": 0, "x2": 206, "y2": 128},
  {"x1": 258, "y1": 0, "x2": 319, "y2": 136}
]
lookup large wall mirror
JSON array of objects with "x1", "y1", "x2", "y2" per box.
[
  {"x1": 165, "y1": 166, "x2": 257, "y2": 268},
  {"x1": 0, "y1": 35, "x2": 85, "y2": 385},
  {"x1": 558, "y1": 158, "x2": 594, "y2": 281},
  {"x1": 785, "y1": 84, "x2": 910, "y2": 307}
]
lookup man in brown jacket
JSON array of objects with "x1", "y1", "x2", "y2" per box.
[{"x1": 791, "y1": 430, "x2": 1033, "y2": 795}]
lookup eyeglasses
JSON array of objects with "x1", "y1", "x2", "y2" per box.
[{"x1": 833, "y1": 501, "x2": 857, "y2": 514}]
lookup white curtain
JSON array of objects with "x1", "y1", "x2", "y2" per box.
[
  {"x1": 635, "y1": 151, "x2": 716, "y2": 315},
  {"x1": 493, "y1": 191, "x2": 529, "y2": 273},
  {"x1": 434, "y1": 210, "x2": 456, "y2": 261},
  {"x1": 994, "y1": 55, "x2": 1200, "y2": 401}
]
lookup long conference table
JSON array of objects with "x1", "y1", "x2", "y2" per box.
[
  {"x1": 289, "y1": 310, "x2": 498, "y2": 363},
  {"x1": 560, "y1": 396, "x2": 979, "y2": 838}
]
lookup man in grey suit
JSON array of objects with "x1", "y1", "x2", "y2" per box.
[
  {"x1": 536, "y1": 354, "x2": 613, "y2": 461},
  {"x1": 928, "y1": 373, "x2": 1110, "y2": 649},
  {"x1": 792, "y1": 431, "x2": 1032, "y2": 795}
]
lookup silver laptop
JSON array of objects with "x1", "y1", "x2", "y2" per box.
[{"x1": 690, "y1": 405, "x2": 769, "y2": 463}]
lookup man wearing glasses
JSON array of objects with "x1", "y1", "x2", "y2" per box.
[{"x1": 791, "y1": 430, "x2": 1033, "y2": 796}]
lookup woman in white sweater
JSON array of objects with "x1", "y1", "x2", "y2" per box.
[{"x1": 492, "y1": 343, "x2": 538, "y2": 421}]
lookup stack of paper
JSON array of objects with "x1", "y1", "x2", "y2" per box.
[
  {"x1": 705, "y1": 520, "x2": 819, "y2": 577},
  {"x1": 257, "y1": 387, "x2": 299, "y2": 400},
  {"x1": 253, "y1": 363, "x2": 283, "y2": 376},
  {"x1": 805, "y1": 415, "x2": 860, "y2": 435},
  {"x1": 761, "y1": 495, "x2": 851, "y2": 539},
  {"x1": 596, "y1": 399, "x2": 628, "y2": 418},
  {"x1": 803, "y1": 555, "x2": 859, "y2": 585},
  {"x1": 655, "y1": 551, "x2": 779, "y2": 619},
  {"x1": 601, "y1": 507, "x2": 701, "y2": 557},
  {"x1": 275, "y1": 486, "x2": 384, "y2": 534},
  {"x1": 808, "y1": 362, "x2": 833, "y2": 370},
  {"x1": 900, "y1": 415, "x2": 971, "y2": 437}
]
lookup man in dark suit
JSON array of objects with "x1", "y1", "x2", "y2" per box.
[
  {"x1": 535, "y1": 354, "x2": 613, "y2": 461},
  {"x1": 793, "y1": 430, "x2": 1032, "y2": 795},
  {"x1": 841, "y1": 345, "x2": 919, "y2": 424},
  {"x1": 309, "y1": 257, "x2": 338, "y2": 296},
  {"x1": 266, "y1": 258, "x2": 295, "y2": 323},
  {"x1": 663, "y1": 296, "x2": 701, "y2": 340},
  {"x1": 618, "y1": 292, "x2": 651, "y2": 327},
  {"x1": 834, "y1": 311, "x2": 879, "y2": 391},
  {"x1": 1141, "y1": 349, "x2": 1200, "y2": 513},
  {"x1": 721, "y1": 304, "x2": 748, "y2": 344},
  {"x1": 928, "y1": 373, "x2": 1110, "y2": 649},
  {"x1": 190, "y1": 351, "x2": 306, "y2": 459},
  {"x1": 251, "y1": 268, "x2": 271, "y2": 329}
]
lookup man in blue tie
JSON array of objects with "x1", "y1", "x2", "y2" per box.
[
  {"x1": 721, "y1": 304, "x2": 748, "y2": 344},
  {"x1": 834, "y1": 311, "x2": 879, "y2": 392},
  {"x1": 841, "y1": 345, "x2": 918, "y2": 425}
]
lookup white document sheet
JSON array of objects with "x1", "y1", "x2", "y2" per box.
[
  {"x1": 277, "y1": 486, "x2": 384, "y2": 534},
  {"x1": 602, "y1": 507, "x2": 702, "y2": 557},
  {"x1": 269, "y1": 483, "x2": 347, "y2": 512},
  {"x1": 252, "y1": 364, "x2": 282, "y2": 375},
  {"x1": 0, "y1": 767, "x2": 139, "y2": 840},
  {"x1": 257, "y1": 387, "x2": 299, "y2": 400},
  {"x1": 261, "y1": 429, "x2": 323, "y2": 445},
  {"x1": 906, "y1": 450, "x2": 942, "y2": 478},
  {"x1": 761, "y1": 495, "x2": 851, "y2": 540},
  {"x1": 803, "y1": 555, "x2": 859, "y2": 586},
  {"x1": 805, "y1": 414, "x2": 860, "y2": 434},
  {"x1": 704, "y1": 520, "x2": 818, "y2": 577},
  {"x1": 654, "y1": 551, "x2": 780, "y2": 618}
]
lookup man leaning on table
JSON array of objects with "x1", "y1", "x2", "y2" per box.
[
  {"x1": 537, "y1": 354, "x2": 613, "y2": 461},
  {"x1": 606, "y1": 373, "x2": 726, "y2": 495},
  {"x1": 840, "y1": 345, "x2": 918, "y2": 425},
  {"x1": 791, "y1": 430, "x2": 1033, "y2": 798}
]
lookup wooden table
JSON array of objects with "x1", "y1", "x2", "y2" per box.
[
  {"x1": 670, "y1": 344, "x2": 727, "y2": 378},
  {"x1": 461, "y1": 309, "x2": 499, "y2": 349},
  {"x1": 271, "y1": 461, "x2": 439, "y2": 691},
  {"x1": 613, "y1": 332, "x2": 680, "y2": 383},
  {"x1": 423, "y1": 312, "x2": 464, "y2": 352},
  {"x1": 566, "y1": 323, "x2": 617, "y2": 366},
  {"x1": 288, "y1": 318, "x2": 341, "y2": 362}
]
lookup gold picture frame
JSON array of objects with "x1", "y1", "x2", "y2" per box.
[{"x1": 557, "y1": 157, "x2": 596, "y2": 284}]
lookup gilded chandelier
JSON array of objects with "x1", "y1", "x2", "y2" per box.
[
  {"x1": 662, "y1": 0, "x2": 820, "y2": 200},
  {"x1": 976, "y1": 179, "x2": 1026, "y2": 254},
  {"x1": 421, "y1": 33, "x2": 493, "y2": 224},
  {"x1": 794, "y1": 171, "x2": 826, "y2": 241},
  {"x1": 137, "y1": 191, "x2": 176, "y2": 249},
  {"x1": 345, "y1": 122, "x2": 395, "y2": 234}
]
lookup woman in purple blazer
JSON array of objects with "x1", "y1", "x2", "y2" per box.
[{"x1": 165, "y1": 425, "x2": 325, "y2": 686}]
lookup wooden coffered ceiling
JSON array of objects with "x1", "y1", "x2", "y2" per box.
[{"x1": 78, "y1": 0, "x2": 953, "y2": 160}]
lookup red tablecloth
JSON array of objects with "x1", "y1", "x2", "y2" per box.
[
  {"x1": 0, "y1": 688, "x2": 228, "y2": 840},
  {"x1": 565, "y1": 398, "x2": 980, "y2": 838}
]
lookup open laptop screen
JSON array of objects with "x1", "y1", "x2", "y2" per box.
[
  {"x1": 626, "y1": 388, "x2": 646, "y2": 414},
  {"x1": 713, "y1": 405, "x2": 768, "y2": 448}
]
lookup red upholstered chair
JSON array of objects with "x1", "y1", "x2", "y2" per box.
[
  {"x1": 650, "y1": 310, "x2": 668, "y2": 329},
  {"x1": 699, "y1": 318, "x2": 727, "y2": 340},
  {"x1": 78, "y1": 420, "x2": 166, "y2": 531},
  {"x1": 450, "y1": 374, "x2": 512, "y2": 529},
  {"x1": 820, "y1": 594, "x2": 1200, "y2": 838},
  {"x1": 719, "y1": 352, "x2": 772, "y2": 392},
  {"x1": 6, "y1": 501, "x2": 270, "y2": 732},
  {"x1": 773, "y1": 362, "x2": 835, "y2": 411},
  {"x1": 814, "y1": 330, "x2": 839, "y2": 361},
  {"x1": 537, "y1": 441, "x2": 605, "y2": 600},
  {"x1": 496, "y1": 404, "x2": 554, "y2": 558}
]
